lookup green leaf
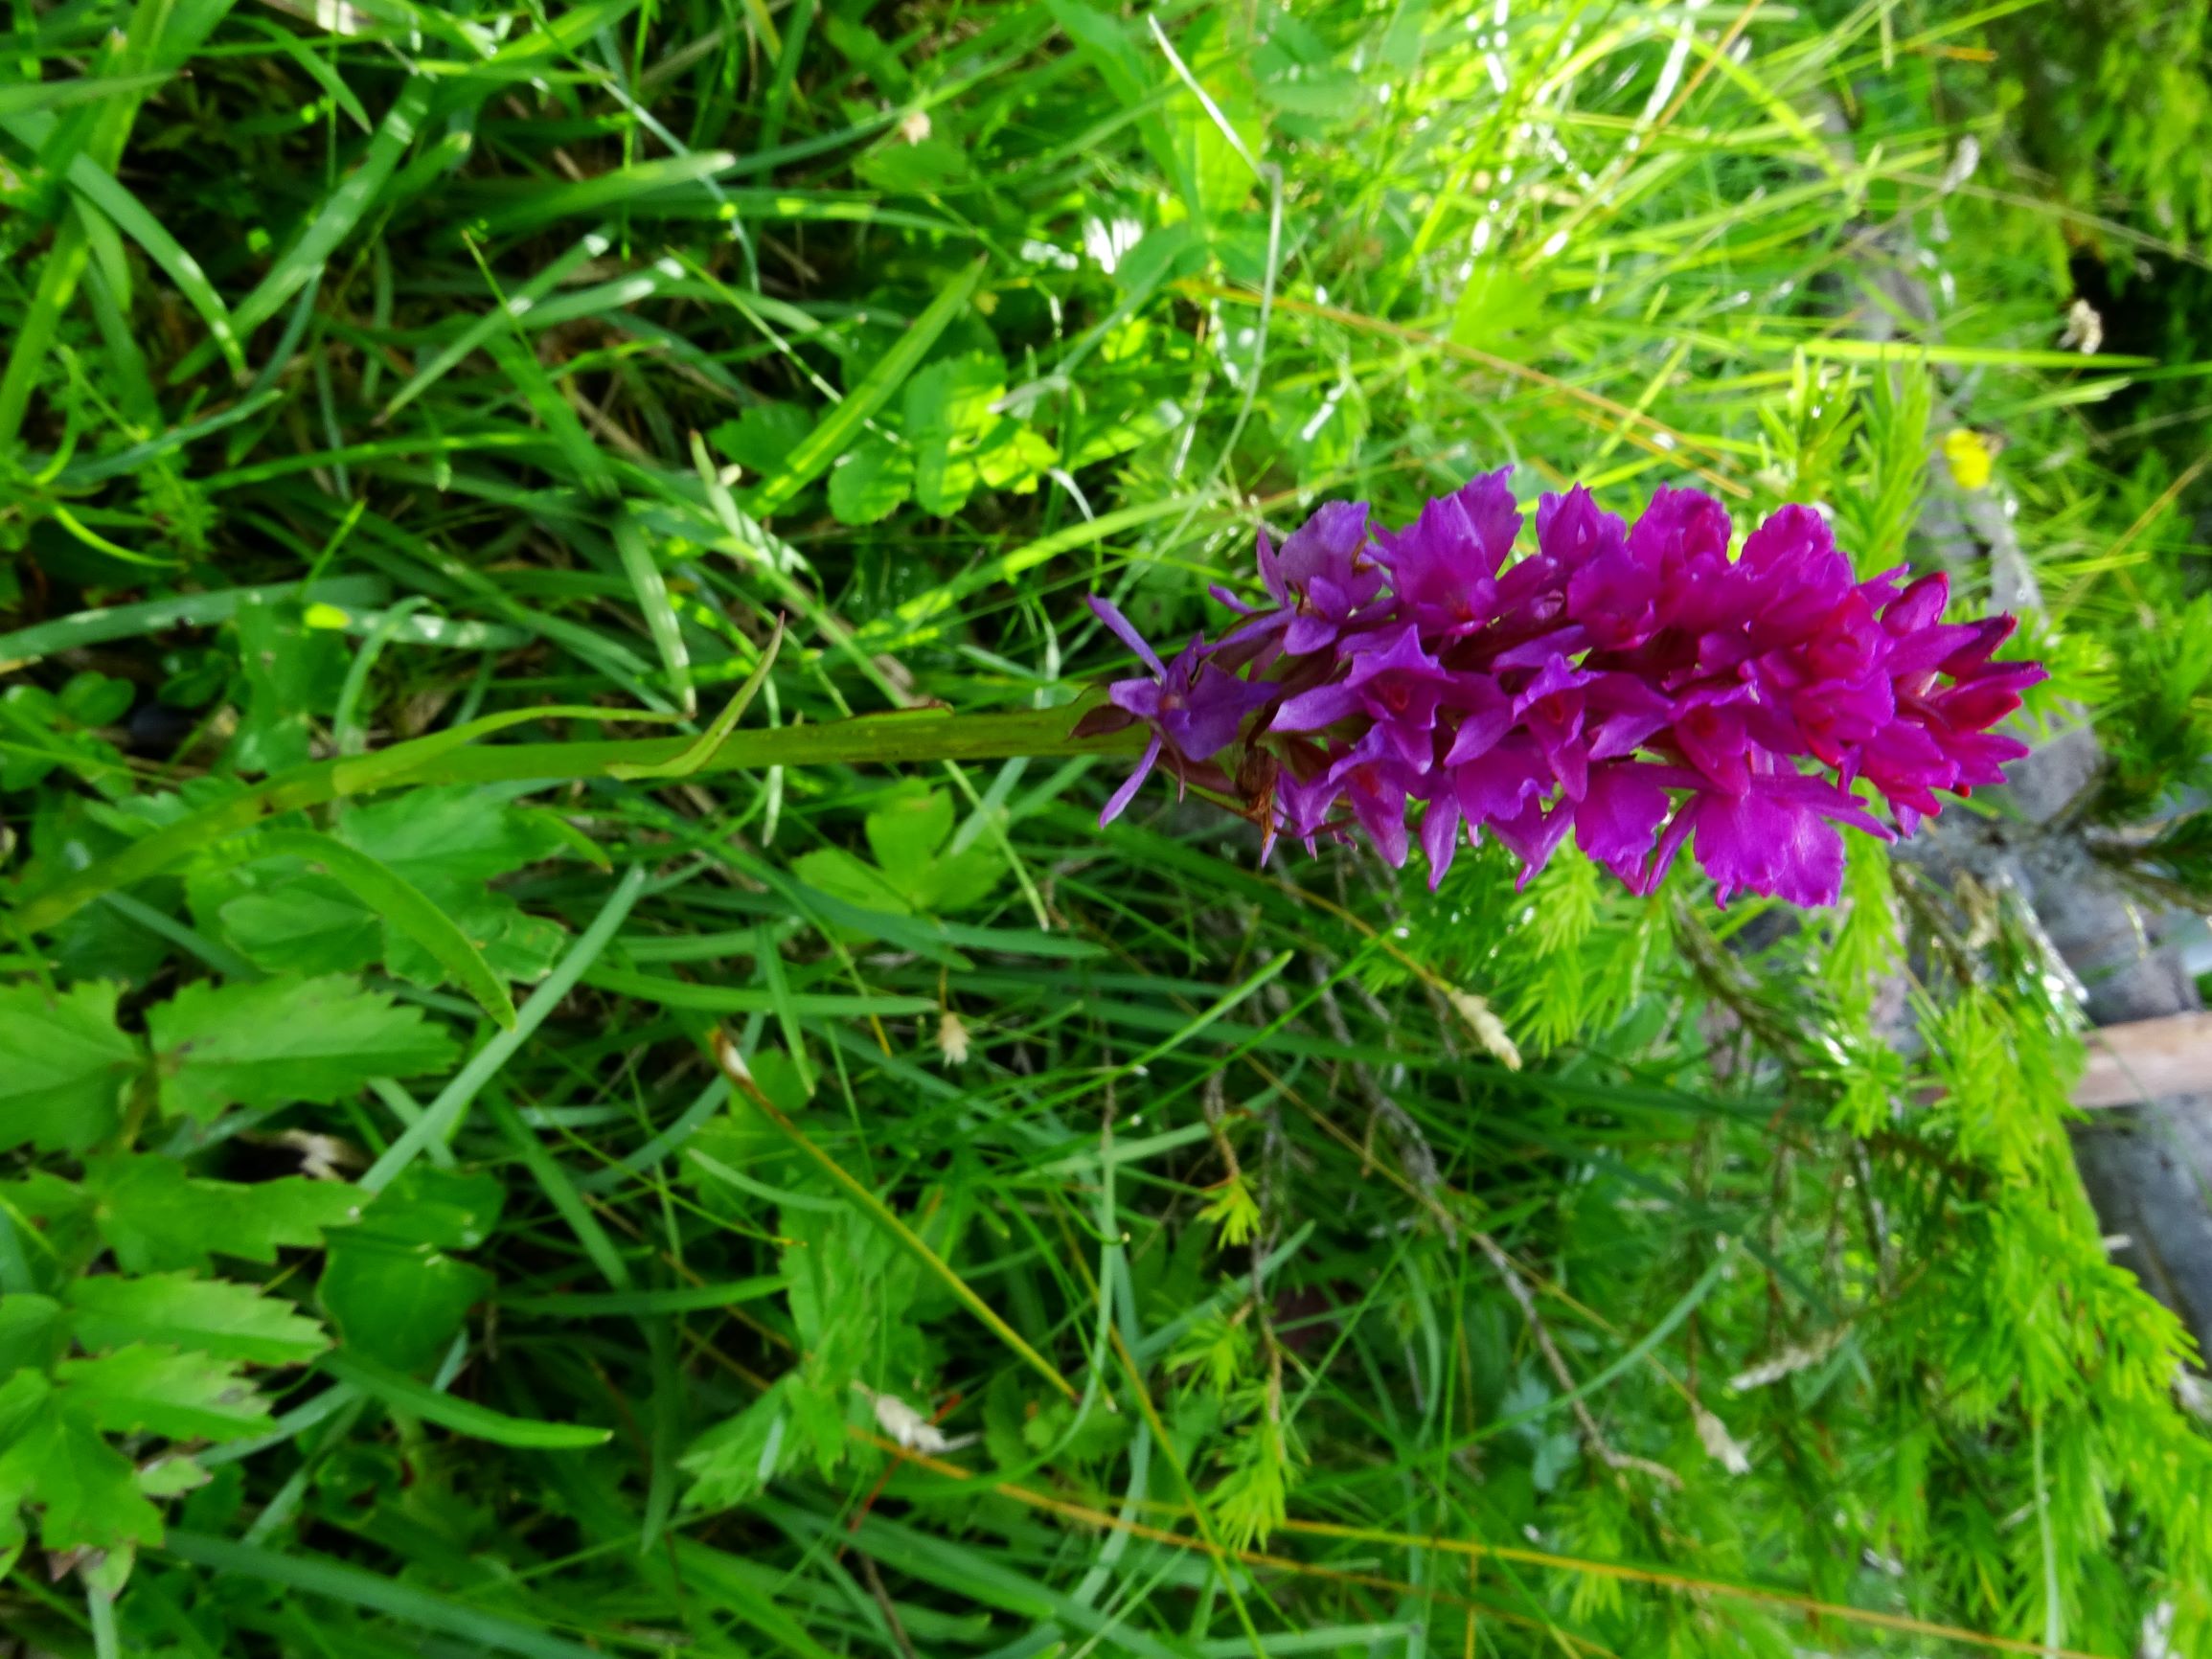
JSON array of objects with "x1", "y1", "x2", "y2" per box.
[
  {"x1": 0, "y1": 1408, "x2": 163, "y2": 1554},
  {"x1": 206, "y1": 787, "x2": 579, "y2": 995},
  {"x1": 320, "y1": 1350, "x2": 611, "y2": 1448},
  {"x1": 80, "y1": 1152, "x2": 360, "y2": 1274},
  {"x1": 905, "y1": 351, "x2": 1005, "y2": 516},
  {"x1": 710, "y1": 401, "x2": 816, "y2": 477},
  {"x1": 217, "y1": 877, "x2": 382, "y2": 975},
  {"x1": 0, "y1": 1295, "x2": 66, "y2": 1375},
  {"x1": 341, "y1": 785, "x2": 575, "y2": 887},
  {"x1": 800, "y1": 787, "x2": 1007, "y2": 920},
  {"x1": 229, "y1": 593, "x2": 347, "y2": 775},
  {"x1": 59, "y1": 670, "x2": 133, "y2": 726},
  {"x1": 864, "y1": 787, "x2": 960, "y2": 891},
  {"x1": 243, "y1": 829, "x2": 518, "y2": 1029},
  {"x1": 1450, "y1": 259, "x2": 1548, "y2": 352},
  {"x1": 67, "y1": 1272, "x2": 330, "y2": 1366},
  {"x1": 748, "y1": 257, "x2": 987, "y2": 516},
  {"x1": 682, "y1": 1375, "x2": 803, "y2": 1509},
  {"x1": 341, "y1": 1167, "x2": 505, "y2": 1251},
  {"x1": 148, "y1": 973, "x2": 458, "y2": 1122},
  {"x1": 320, "y1": 1168, "x2": 503, "y2": 1373},
  {"x1": 856, "y1": 134, "x2": 973, "y2": 194},
  {"x1": 827, "y1": 433, "x2": 914, "y2": 526},
  {"x1": 59, "y1": 1345, "x2": 277, "y2": 1443},
  {"x1": 136, "y1": 1454, "x2": 210, "y2": 1498},
  {"x1": 973, "y1": 419, "x2": 1058, "y2": 493},
  {"x1": 789, "y1": 847, "x2": 913, "y2": 918},
  {"x1": 0, "y1": 980, "x2": 143, "y2": 1154}
]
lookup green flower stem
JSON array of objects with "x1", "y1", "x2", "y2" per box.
[{"x1": 15, "y1": 701, "x2": 1142, "y2": 934}]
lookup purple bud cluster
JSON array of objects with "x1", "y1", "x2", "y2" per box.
[{"x1": 1080, "y1": 470, "x2": 2044, "y2": 908}]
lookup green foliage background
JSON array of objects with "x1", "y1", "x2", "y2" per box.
[{"x1": 3, "y1": 2, "x2": 2210, "y2": 1657}]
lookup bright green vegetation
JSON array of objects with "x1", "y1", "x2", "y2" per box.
[{"x1": 4, "y1": 4, "x2": 2210, "y2": 1659}]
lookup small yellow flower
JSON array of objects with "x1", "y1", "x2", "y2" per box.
[{"x1": 1942, "y1": 427, "x2": 1995, "y2": 491}]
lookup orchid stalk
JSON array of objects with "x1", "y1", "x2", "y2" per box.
[{"x1": 17, "y1": 470, "x2": 2041, "y2": 934}]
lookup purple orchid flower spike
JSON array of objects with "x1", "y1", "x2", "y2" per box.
[
  {"x1": 1512, "y1": 654, "x2": 1601, "y2": 799},
  {"x1": 1083, "y1": 466, "x2": 2042, "y2": 908}
]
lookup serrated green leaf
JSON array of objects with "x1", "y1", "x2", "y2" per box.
[
  {"x1": 80, "y1": 1153, "x2": 361, "y2": 1274},
  {"x1": 339, "y1": 785, "x2": 573, "y2": 886},
  {"x1": 0, "y1": 1407, "x2": 162, "y2": 1555},
  {"x1": 827, "y1": 433, "x2": 914, "y2": 526},
  {"x1": 148, "y1": 973, "x2": 458, "y2": 1121},
  {"x1": 67, "y1": 1272, "x2": 330, "y2": 1366},
  {"x1": 59, "y1": 1345, "x2": 276, "y2": 1443},
  {"x1": 244, "y1": 828, "x2": 517, "y2": 1030},
  {"x1": 0, "y1": 980, "x2": 143, "y2": 1154},
  {"x1": 682, "y1": 1375, "x2": 801, "y2": 1509},
  {"x1": 136, "y1": 1454, "x2": 210, "y2": 1498}
]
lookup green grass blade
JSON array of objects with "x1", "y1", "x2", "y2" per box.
[
  {"x1": 0, "y1": 574, "x2": 383, "y2": 668},
  {"x1": 162, "y1": 1531, "x2": 608, "y2": 1657},
  {"x1": 609, "y1": 617, "x2": 782, "y2": 778},
  {"x1": 360, "y1": 866, "x2": 649, "y2": 1193},
  {"x1": 499, "y1": 1277, "x2": 785, "y2": 1316},
  {"x1": 377, "y1": 226, "x2": 613, "y2": 422},
  {"x1": 320, "y1": 1350, "x2": 611, "y2": 1449},
  {"x1": 231, "y1": 78, "x2": 434, "y2": 341},
  {"x1": 609, "y1": 510, "x2": 696, "y2": 718},
  {"x1": 0, "y1": 74, "x2": 167, "y2": 118}
]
